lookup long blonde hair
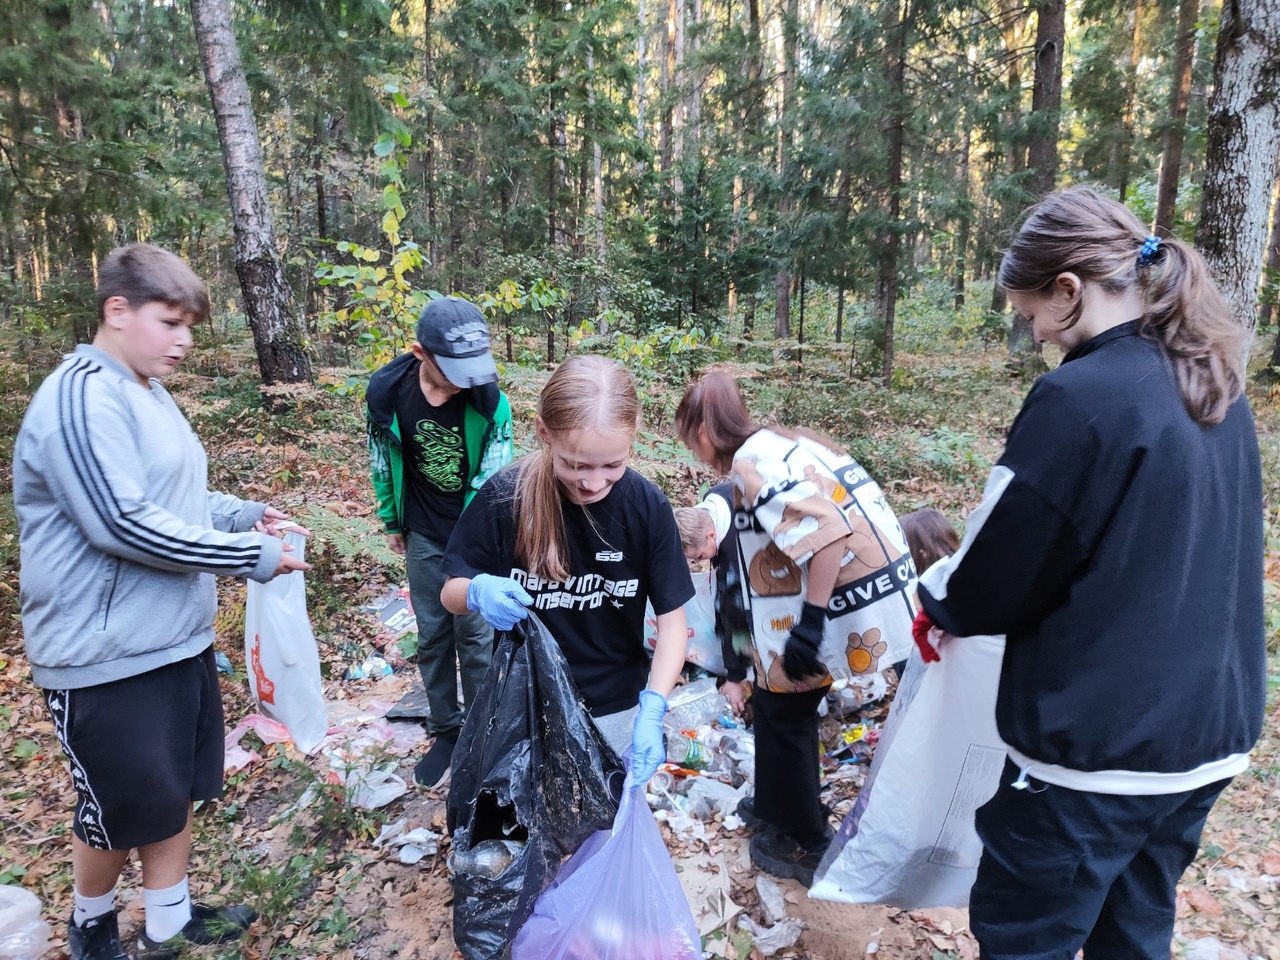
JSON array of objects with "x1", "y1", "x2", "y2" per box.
[
  {"x1": 999, "y1": 187, "x2": 1244, "y2": 425},
  {"x1": 513, "y1": 356, "x2": 639, "y2": 581}
]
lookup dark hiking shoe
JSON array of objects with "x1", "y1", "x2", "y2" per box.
[
  {"x1": 749, "y1": 827, "x2": 834, "y2": 888},
  {"x1": 133, "y1": 903, "x2": 257, "y2": 959},
  {"x1": 68, "y1": 911, "x2": 128, "y2": 960},
  {"x1": 737, "y1": 796, "x2": 769, "y2": 831},
  {"x1": 737, "y1": 796, "x2": 834, "y2": 833},
  {"x1": 414, "y1": 731, "x2": 458, "y2": 789}
]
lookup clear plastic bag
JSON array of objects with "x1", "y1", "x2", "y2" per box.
[
  {"x1": 0, "y1": 885, "x2": 50, "y2": 960},
  {"x1": 511, "y1": 786, "x2": 702, "y2": 960},
  {"x1": 243, "y1": 530, "x2": 329, "y2": 753},
  {"x1": 643, "y1": 572, "x2": 725, "y2": 675}
]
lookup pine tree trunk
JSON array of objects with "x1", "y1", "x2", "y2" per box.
[
  {"x1": 1195, "y1": 0, "x2": 1280, "y2": 334},
  {"x1": 1026, "y1": 0, "x2": 1064, "y2": 199},
  {"x1": 423, "y1": 0, "x2": 438, "y2": 266},
  {"x1": 773, "y1": 0, "x2": 800, "y2": 341},
  {"x1": 876, "y1": 0, "x2": 910, "y2": 385},
  {"x1": 955, "y1": 103, "x2": 972, "y2": 308},
  {"x1": 1154, "y1": 0, "x2": 1199, "y2": 234},
  {"x1": 190, "y1": 0, "x2": 311, "y2": 385},
  {"x1": 672, "y1": 0, "x2": 686, "y2": 201},
  {"x1": 1116, "y1": 0, "x2": 1143, "y2": 201},
  {"x1": 588, "y1": 44, "x2": 606, "y2": 260},
  {"x1": 1010, "y1": 0, "x2": 1063, "y2": 362},
  {"x1": 636, "y1": 0, "x2": 648, "y2": 179},
  {"x1": 990, "y1": 0, "x2": 1024, "y2": 323},
  {"x1": 773, "y1": 269, "x2": 791, "y2": 339}
]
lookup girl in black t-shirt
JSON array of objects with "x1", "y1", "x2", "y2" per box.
[{"x1": 441, "y1": 355, "x2": 693, "y2": 786}]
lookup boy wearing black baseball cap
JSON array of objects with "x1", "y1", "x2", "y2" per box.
[{"x1": 366, "y1": 296, "x2": 513, "y2": 787}]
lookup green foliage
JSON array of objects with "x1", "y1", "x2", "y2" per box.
[
  {"x1": 914, "y1": 426, "x2": 991, "y2": 482},
  {"x1": 314, "y1": 125, "x2": 427, "y2": 372}
]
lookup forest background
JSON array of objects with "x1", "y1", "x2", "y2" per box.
[{"x1": 2, "y1": 0, "x2": 1280, "y2": 958}]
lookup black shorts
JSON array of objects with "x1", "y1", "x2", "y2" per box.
[{"x1": 44, "y1": 647, "x2": 225, "y2": 850}]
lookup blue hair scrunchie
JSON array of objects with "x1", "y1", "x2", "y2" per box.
[{"x1": 1138, "y1": 235, "x2": 1162, "y2": 268}]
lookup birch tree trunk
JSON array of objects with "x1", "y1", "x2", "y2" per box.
[
  {"x1": 1261, "y1": 172, "x2": 1280, "y2": 365},
  {"x1": 1195, "y1": 0, "x2": 1280, "y2": 334},
  {"x1": 191, "y1": 0, "x2": 311, "y2": 385}
]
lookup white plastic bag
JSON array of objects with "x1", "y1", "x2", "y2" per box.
[
  {"x1": 644, "y1": 571, "x2": 724, "y2": 675},
  {"x1": 810, "y1": 632, "x2": 1006, "y2": 908},
  {"x1": 244, "y1": 529, "x2": 329, "y2": 753}
]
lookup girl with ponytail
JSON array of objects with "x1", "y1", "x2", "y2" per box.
[
  {"x1": 914, "y1": 187, "x2": 1264, "y2": 959},
  {"x1": 442, "y1": 356, "x2": 693, "y2": 785}
]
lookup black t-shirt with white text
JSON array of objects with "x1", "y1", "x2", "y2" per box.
[
  {"x1": 396, "y1": 373, "x2": 468, "y2": 544},
  {"x1": 443, "y1": 465, "x2": 695, "y2": 715}
]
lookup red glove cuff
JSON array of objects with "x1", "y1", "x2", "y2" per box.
[{"x1": 912, "y1": 609, "x2": 941, "y2": 663}]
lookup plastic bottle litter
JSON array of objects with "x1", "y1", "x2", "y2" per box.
[
  {"x1": 826, "y1": 684, "x2": 862, "y2": 718},
  {"x1": 649, "y1": 769, "x2": 676, "y2": 793},
  {"x1": 666, "y1": 731, "x2": 712, "y2": 770},
  {"x1": 0, "y1": 885, "x2": 51, "y2": 960},
  {"x1": 449, "y1": 839, "x2": 525, "y2": 879},
  {"x1": 344, "y1": 654, "x2": 394, "y2": 681},
  {"x1": 663, "y1": 678, "x2": 729, "y2": 735}
]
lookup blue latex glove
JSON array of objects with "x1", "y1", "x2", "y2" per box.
[
  {"x1": 466, "y1": 574, "x2": 533, "y2": 631},
  {"x1": 628, "y1": 688, "x2": 669, "y2": 787}
]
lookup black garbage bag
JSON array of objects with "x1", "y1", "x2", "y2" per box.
[{"x1": 448, "y1": 614, "x2": 626, "y2": 960}]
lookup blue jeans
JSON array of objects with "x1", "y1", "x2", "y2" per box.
[
  {"x1": 971, "y1": 758, "x2": 1229, "y2": 960},
  {"x1": 405, "y1": 531, "x2": 493, "y2": 739}
]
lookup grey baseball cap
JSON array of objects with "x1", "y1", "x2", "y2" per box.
[{"x1": 414, "y1": 296, "x2": 498, "y2": 388}]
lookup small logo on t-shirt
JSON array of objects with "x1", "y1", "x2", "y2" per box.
[{"x1": 595, "y1": 550, "x2": 624, "y2": 562}]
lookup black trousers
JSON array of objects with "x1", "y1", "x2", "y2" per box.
[
  {"x1": 971, "y1": 758, "x2": 1230, "y2": 960},
  {"x1": 752, "y1": 685, "x2": 830, "y2": 849}
]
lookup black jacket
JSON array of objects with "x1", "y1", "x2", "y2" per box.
[{"x1": 921, "y1": 322, "x2": 1265, "y2": 774}]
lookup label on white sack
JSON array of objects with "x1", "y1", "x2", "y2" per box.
[{"x1": 928, "y1": 744, "x2": 1006, "y2": 867}]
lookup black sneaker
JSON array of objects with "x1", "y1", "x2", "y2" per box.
[
  {"x1": 749, "y1": 827, "x2": 834, "y2": 888},
  {"x1": 737, "y1": 796, "x2": 834, "y2": 833},
  {"x1": 414, "y1": 731, "x2": 458, "y2": 789},
  {"x1": 737, "y1": 796, "x2": 769, "y2": 831},
  {"x1": 133, "y1": 903, "x2": 257, "y2": 959},
  {"x1": 68, "y1": 911, "x2": 128, "y2": 960}
]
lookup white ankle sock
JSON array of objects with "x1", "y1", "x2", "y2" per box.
[
  {"x1": 144, "y1": 877, "x2": 192, "y2": 942},
  {"x1": 73, "y1": 887, "x2": 116, "y2": 927}
]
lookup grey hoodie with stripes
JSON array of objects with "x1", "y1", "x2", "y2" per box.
[{"x1": 15, "y1": 344, "x2": 284, "y2": 690}]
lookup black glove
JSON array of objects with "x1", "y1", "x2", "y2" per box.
[{"x1": 783, "y1": 601, "x2": 828, "y2": 682}]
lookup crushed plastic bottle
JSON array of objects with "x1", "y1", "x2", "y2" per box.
[
  {"x1": 666, "y1": 731, "x2": 712, "y2": 770},
  {"x1": 663, "y1": 678, "x2": 729, "y2": 735},
  {"x1": 344, "y1": 654, "x2": 394, "y2": 681},
  {"x1": 0, "y1": 885, "x2": 50, "y2": 960},
  {"x1": 448, "y1": 839, "x2": 525, "y2": 879}
]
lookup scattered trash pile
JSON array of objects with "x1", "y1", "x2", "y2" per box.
[
  {"x1": 647, "y1": 674, "x2": 892, "y2": 844},
  {"x1": 646, "y1": 678, "x2": 754, "y2": 842},
  {"x1": 349, "y1": 584, "x2": 418, "y2": 678}
]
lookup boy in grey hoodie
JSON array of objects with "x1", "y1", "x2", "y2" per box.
[{"x1": 13, "y1": 244, "x2": 310, "y2": 960}]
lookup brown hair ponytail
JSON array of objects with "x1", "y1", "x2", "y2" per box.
[
  {"x1": 999, "y1": 187, "x2": 1245, "y2": 425},
  {"x1": 513, "y1": 356, "x2": 639, "y2": 581},
  {"x1": 1138, "y1": 237, "x2": 1244, "y2": 425}
]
